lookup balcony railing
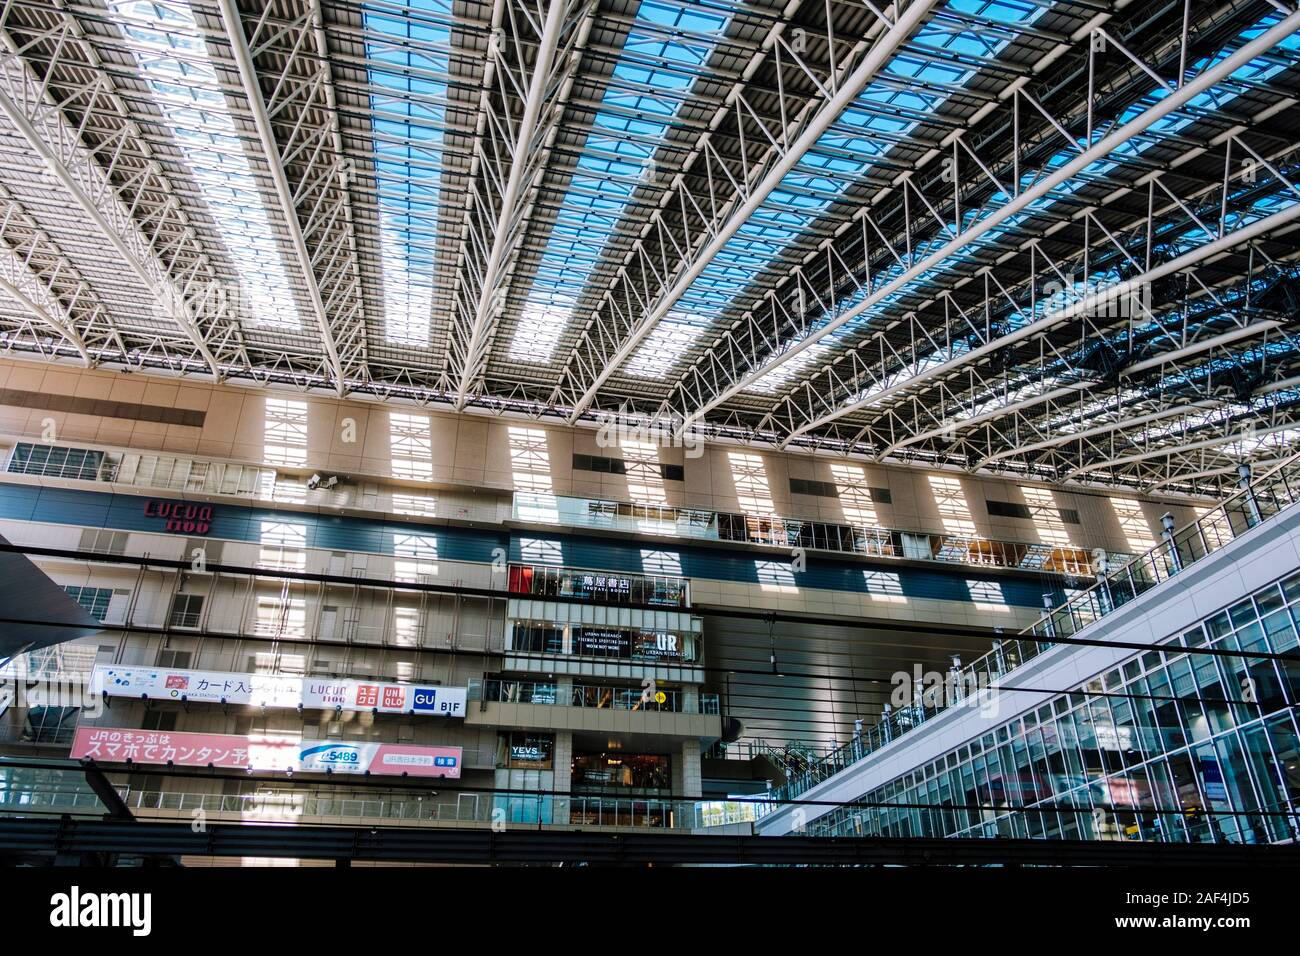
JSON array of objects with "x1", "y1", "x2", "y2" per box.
[
  {"x1": 507, "y1": 563, "x2": 689, "y2": 607},
  {"x1": 0, "y1": 782, "x2": 749, "y2": 831},
  {"x1": 513, "y1": 491, "x2": 1130, "y2": 577},
  {"x1": 761, "y1": 453, "x2": 1300, "y2": 811}
]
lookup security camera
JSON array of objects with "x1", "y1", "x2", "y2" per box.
[{"x1": 307, "y1": 473, "x2": 322, "y2": 490}]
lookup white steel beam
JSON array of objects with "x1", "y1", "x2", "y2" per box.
[
  {"x1": 874, "y1": 383, "x2": 1091, "y2": 458},
  {"x1": 781, "y1": 201, "x2": 1300, "y2": 443},
  {"x1": 454, "y1": 0, "x2": 575, "y2": 409},
  {"x1": 678, "y1": 10, "x2": 1300, "y2": 433},
  {"x1": 1063, "y1": 421, "x2": 1300, "y2": 480},
  {"x1": 0, "y1": 86, "x2": 223, "y2": 378},
  {"x1": 218, "y1": 0, "x2": 354, "y2": 395},
  {"x1": 561, "y1": 0, "x2": 944, "y2": 422},
  {"x1": 0, "y1": 259, "x2": 91, "y2": 364}
]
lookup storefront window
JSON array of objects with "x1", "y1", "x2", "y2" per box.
[
  {"x1": 498, "y1": 732, "x2": 554, "y2": 770},
  {"x1": 508, "y1": 564, "x2": 688, "y2": 608},
  {"x1": 572, "y1": 753, "x2": 671, "y2": 791}
]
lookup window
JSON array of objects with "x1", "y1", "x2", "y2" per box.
[
  {"x1": 22, "y1": 706, "x2": 78, "y2": 743},
  {"x1": 142, "y1": 710, "x2": 178, "y2": 732},
  {"x1": 168, "y1": 595, "x2": 204, "y2": 629},
  {"x1": 870, "y1": 487, "x2": 892, "y2": 504},
  {"x1": 263, "y1": 398, "x2": 309, "y2": 466},
  {"x1": 573, "y1": 453, "x2": 625, "y2": 475},
  {"x1": 63, "y1": 586, "x2": 112, "y2": 621},
  {"x1": 572, "y1": 453, "x2": 681, "y2": 481},
  {"x1": 986, "y1": 500, "x2": 1034, "y2": 519},
  {"x1": 156, "y1": 648, "x2": 192, "y2": 669},
  {"x1": 7, "y1": 443, "x2": 113, "y2": 481},
  {"x1": 790, "y1": 478, "x2": 839, "y2": 498},
  {"x1": 78, "y1": 529, "x2": 129, "y2": 556},
  {"x1": 1058, "y1": 508, "x2": 1081, "y2": 525}
]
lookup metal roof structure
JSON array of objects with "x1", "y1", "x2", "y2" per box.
[{"x1": 0, "y1": 0, "x2": 1297, "y2": 495}]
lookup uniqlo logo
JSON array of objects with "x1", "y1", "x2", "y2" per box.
[
  {"x1": 382, "y1": 686, "x2": 405, "y2": 710},
  {"x1": 355, "y1": 685, "x2": 379, "y2": 708}
]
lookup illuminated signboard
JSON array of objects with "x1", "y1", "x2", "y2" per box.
[
  {"x1": 70, "y1": 727, "x2": 462, "y2": 778},
  {"x1": 143, "y1": 500, "x2": 214, "y2": 535},
  {"x1": 91, "y1": 665, "x2": 467, "y2": 717}
]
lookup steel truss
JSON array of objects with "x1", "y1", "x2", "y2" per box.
[
  {"x1": 448, "y1": 0, "x2": 596, "y2": 408},
  {"x1": 654, "y1": 10, "x2": 1300, "y2": 436},
  {"x1": 0, "y1": 0, "x2": 250, "y2": 379},
  {"x1": 0, "y1": 0, "x2": 1293, "y2": 496},
  {"x1": 553, "y1": 0, "x2": 944, "y2": 422},
  {"x1": 217, "y1": 0, "x2": 372, "y2": 393}
]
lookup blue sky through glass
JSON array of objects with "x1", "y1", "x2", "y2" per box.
[
  {"x1": 363, "y1": 1, "x2": 452, "y2": 346},
  {"x1": 506, "y1": 0, "x2": 731, "y2": 364},
  {"x1": 107, "y1": 0, "x2": 304, "y2": 331}
]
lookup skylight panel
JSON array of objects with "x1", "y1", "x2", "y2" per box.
[
  {"x1": 504, "y1": 0, "x2": 731, "y2": 362},
  {"x1": 746, "y1": 338, "x2": 836, "y2": 394},
  {"x1": 363, "y1": 1, "x2": 453, "y2": 346},
  {"x1": 624, "y1": 315, "x2": 706, "y2": 377},
  {"x1": 652, "y1": 3, "x2": 1051, "y2": 364},
  {"x1": 684, "y1": 7, "x2": 1299, "y2": 416},
  {"x1": 108, "y1": 0, "x2": 303, "y2": 331}
]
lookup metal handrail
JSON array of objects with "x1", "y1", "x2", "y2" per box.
[{"x1": 513, "y1": 490, "x2": 1135, "y2": 577}]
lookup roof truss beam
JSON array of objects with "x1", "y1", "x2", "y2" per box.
[
  {"x1": 667, "y1": 9, "x2": 1300, "y2": 435},
  {"x1": 552, "y1": 0, "x2": 942, "y2": 422},
  {"x1": 449, "y1": 0, "x2": 596, "y2": 409},
  {"x1": 217, "y1": 0, "x2": 369, "y2": 394}
]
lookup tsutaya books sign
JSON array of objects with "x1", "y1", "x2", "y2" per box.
[
  {"x1": 70, "y1": 727, "x2": 462, "y2": 778},
  {"x1": 91, "y1": 665, "x2": 468, "y2": 717}
]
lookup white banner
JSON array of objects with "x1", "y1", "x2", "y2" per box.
[{"x1": 91, "y1": 665, "x2": 466, "y2": 717}]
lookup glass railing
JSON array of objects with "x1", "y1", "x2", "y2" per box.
[
  {"x1": 507, "y1": 563, "x2": 689, "y2": 607},
  {"x1": 761, "y1": 453, "x2": 1300, "y2": 811},
  {"x1": 6, "y1": 441, "x2": 274, "y2": 498},
  {"x1": 513, "y1": 491, "x2": 1129, "y2": 576},
  {"x1": 470, "y1": 678, "x2": 720, "y2": 716}
]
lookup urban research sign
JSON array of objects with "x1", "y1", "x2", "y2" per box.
[
  {"x1": 70, "y1": 726, "x2": 462, "y2": 777},
  {"x1": 91, "y1": 665, "x2": 468, "y2": 717}
]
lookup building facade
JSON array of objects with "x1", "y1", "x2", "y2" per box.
[{"x1": 0, "y1": 357, "x2": 1202, "y2": 836}]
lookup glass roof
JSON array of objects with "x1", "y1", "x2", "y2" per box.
[
  {"x1": 363, "y1": 0, "x2": 453, "y2": 346},
  {"x1": 824, "y1": 9, "x2": 1300, "y2": 412},
  {"x1": 107, "y1": 0, "x2": 305, "y2": 331},
  {"x1": 506, "y1": 0, "x2": 732, "y2": 363}
]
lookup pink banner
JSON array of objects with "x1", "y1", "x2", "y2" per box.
[{"x1": 70, "y1": 727, "x2": 462, "y2": 778}]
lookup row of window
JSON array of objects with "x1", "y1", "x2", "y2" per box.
[
  {"x1": 507, "y1": 564, "x2": 689, "y2": 608},
  {"x1": 572, "y1": 453, "x2": 684, "y2": 481}
]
